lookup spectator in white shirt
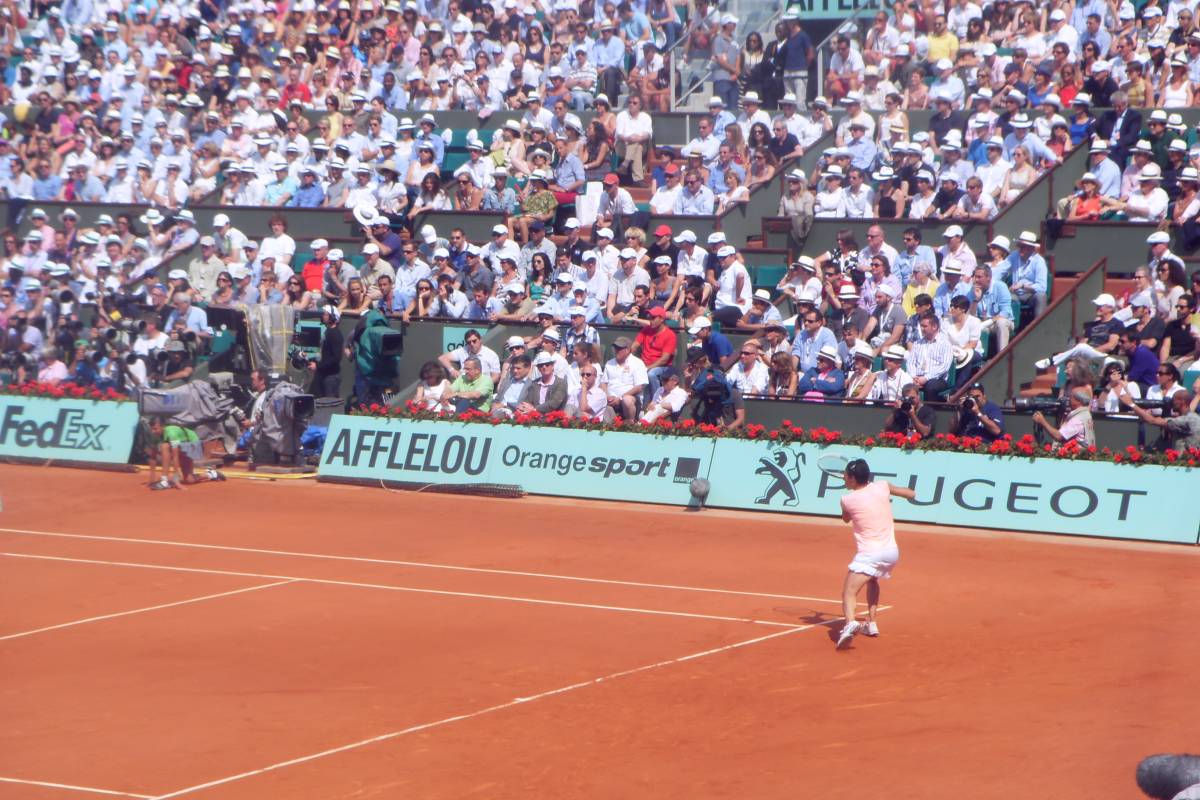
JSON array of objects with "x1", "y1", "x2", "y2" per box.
[
  {"x1": 640, "y1": 370, "x2": 689, "y2": 423},
  {"x1": 725, "y1": 339, "x2": 770, "y2": 395},
  {"x1": 1123, "y1": 164, "x2": 1169, "y2": 223},
  {"x1": 614, "y1": 95, "x2": 653, "y2": 184},
  {"x1": 650, "y1": 166, "x2": 684, "y2": 214},
  {"x1": 596, "y1": 173, "x2": 638, "y2": 233},
  {"x1": 602, "y1": 336, "x2": 649, "y2": 420}
]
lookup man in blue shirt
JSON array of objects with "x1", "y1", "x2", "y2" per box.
[
  {"x1": 844, "y1": 121, "x2": 878, "y2": 171},
  {"x1": 550, "y1": 135, "x2": 585, "y2": 201},
  {"x1": 591, "y1": 20, "x2": 627, "y2": 105},
  {"x1": 288, "y1": 167, "x2": 326, "y2": 207},
  {"x1": 688, "y1": 316, "x2": 734, "y2": 370},
  {"x1": 674, "y1": 170, "x2": 715, "y2": 215},
  {"x1": 1088, "y1": 140, "x2": 1122, "y2": 198},
  {"x1": 415, "y1": 114, "x2": 445, "y2": 168},
  {"x1": 778, "y1": 13, "x2": 814, "y2": 102},
  {"x1": 968, "y1": 264, "x2": 1015, "y2": 350},
  {"x1": 192, "y1": 111, "x2": 227, "y2": 153},
  {"x1": 933, "y1": 263, "x2": 972, "y2": 318},
  {"x1": 951, "y1": 383, "x2": 1005, "y2": 441},
  {"x1": 165, "y1": 293, "x2": 213, "y2": 340},
  {"x1": 790, "y1": 309, "x2": 838, "y2": 373},
  {"x1": 264, "y1": 161, "x2": 298, "y2": 206},
  {"x1": 706, "y1": 144, "x2": 746, "y2": 193},
  {"x1": 708, "y1": 97, "x2": 738, "y2": 141},
  {"x1": 31, "y1": 160, "x2": 62, "y2": 201},
  {"x1": 1006, "y1": 230, "x2": 1049, "y2": 316},
  {"x1": 893, "y1": 227, "x2": 937, "y2": 287}
]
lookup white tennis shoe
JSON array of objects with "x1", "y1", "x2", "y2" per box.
[
  {"x1": 836, "y1": 620, "x2": 860, "y2": 649},
  {"x1": 864, "y1": 621, "x2": 880, "y2": 637}
]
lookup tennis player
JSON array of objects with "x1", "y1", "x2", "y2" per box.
[{"x1": 836, "y1": 458, "x2": 915, "y2": 649}]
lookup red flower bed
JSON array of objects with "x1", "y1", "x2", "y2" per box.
[
  {"x1": 345, "y1": 402, "x2": 1198, "y2": 469},
  {"x1": 0, "y1": 381, "x2": 128, "y2": 402}
]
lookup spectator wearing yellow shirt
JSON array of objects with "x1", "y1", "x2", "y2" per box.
[{"x1": 926, "y1": 14, "x2": 959, "y2": 65}]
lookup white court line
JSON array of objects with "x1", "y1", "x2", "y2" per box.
[
  {"x1": 148, "y1": 615, "x2": 851, "y2": 799},
  {"x1": 0, "y1": 553, "x2": 802, "y2": 629},
  {"x1": 0, "y1": 775, "x2": 152, "y2": 798},
  {"x1": 0, "y1": 527, "x2": 844, "y2": 606},
  {"x1": 0, "y1": 580, "x2": 297, "y2": 642}
]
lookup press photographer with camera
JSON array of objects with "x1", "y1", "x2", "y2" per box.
[
  {"x1": 1030, "y1": 387, "x2": 1095, "y2": 447},
  {"x1": 951, "y1": 383, "x2": 1005, "y2": 441},
  {"x1": 883, "y1": 383, "x2": 935, "y2": 437},
  {"x1": 160, "y1": 339, "x2": 194, "y2": 386},
  {"x1": 1121, "y1": 388, "x2": 1200, "y2": 450}
]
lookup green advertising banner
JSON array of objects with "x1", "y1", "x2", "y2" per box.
[
  {"x1": 441, "y1": 325, "x2": 482, "y2": 354},
  {"x1": 0, "y1": 396, "x2": 138, "y2": 464},
  {"x1": 787, "y1": 0, "x2": 881, "y2": 20},
  {"x1": 320, "y1": 416, "x2": 717, "y2": 506},
  {"x1": 704, "y1": 441, "x2": 1199, "y2": 544}
]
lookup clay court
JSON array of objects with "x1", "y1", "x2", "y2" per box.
[{"x1": 0, "y1": 463, "x2": 1195, "y2": 799}]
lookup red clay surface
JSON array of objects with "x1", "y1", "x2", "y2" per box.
[{"x1": 0, "y1": 463, "x2": 1196, "y2": 799}]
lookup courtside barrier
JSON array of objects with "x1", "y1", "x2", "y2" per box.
[
  {"x1": 319, "y1": 416, "x2": 715, "y2": 506},
  {"x1": 0, "y1": 395, "x2": 138, "y2": 465},
  {"x1": 319, "y1": 415, "x2": 1198, "y2": 544},
  {"x1": 704, "y1": 440, "x2": 1197, "y2": 545}
]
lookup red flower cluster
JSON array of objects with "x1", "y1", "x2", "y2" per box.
[
  {"x1": 345, "y1": 403, "x2": 1197, "y2": 469},
  {"x1": 0, "y1": 381, "x2": 127, "y2": 402}
]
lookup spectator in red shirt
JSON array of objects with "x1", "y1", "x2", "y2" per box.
[
  {"x1": 280, "y1": 68, "x2": 313, "y2": 107},
  {"x1": 301, "y1": 238, "x2": 331, "y2": 293},
  {"x1": 632, "y1": 306, "x2": 678, "y2": 403}
]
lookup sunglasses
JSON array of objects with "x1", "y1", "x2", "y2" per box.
[
  {"x1": 580, "y1": 371, "x2": 595, "y2": 376},
  {"x1": 739, "y1": 350, "x2": 756, "y2": 356}
]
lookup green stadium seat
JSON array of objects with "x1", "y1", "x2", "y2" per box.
[{"x1": 753, "y1": 265, "x2": 787, "y2": 289}]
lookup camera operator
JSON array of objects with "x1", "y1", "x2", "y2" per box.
[
  {"x1": 165, "y1": 293, "x2": 213, "y2": 344},
  {"x1": 1122, "y1": 389, "x2": 1200, "y2": 450},
  {"x1": 132, "y1": 317, "x2": 168, "y2": 358},
  {"x1": 1031, "y1": 387, "x2": 1095, "y2": 447},
  {"x1": 951, "y1": 382, "x2": 1004, "y2": 441},
  {"x1": 308, "y1": 305, "x2": 345, "y2": 398},
  {"x1": 160, "y1": 339, "x2": 194, "y2": 386},
  {"x1": 233, "y1": 369, "x2": 270, "y2": 434},
  {"x1": 883, "y1": 383, "x2": 935, "y2": 437},
  {"x1": 69, "y1": 338, "x2": 103, "y2": 386}
]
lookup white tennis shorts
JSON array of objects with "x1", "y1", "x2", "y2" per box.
[{"x1": 848, "y1": 546, "x2": 900, "y2": 580}]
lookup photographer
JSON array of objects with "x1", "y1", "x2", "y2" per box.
[
  {"x1": 308, "y1": 305, "x2": 344, "y2": 398},
  {"x1": 951, "y1": 382, "x2": 1005, "y2": 441},
  {"x1": 883, "y1": 383, "x2": 935, "y2": 437},
  {"x1": 160, "y1": 340, "x2": 194, "y2": 386},
  {"x1": 69, "y1": 338, "x2": 103, "y2": 386},
  {"x1": 1121, "y1": 389, "x2": 1200, "y2": 451},
  {"x1": 132, "y1": 317, "x2": 169, "y2": 358},
  {"x1": 1031, "y1": 387, "x2": 1095, "y2": 447}
]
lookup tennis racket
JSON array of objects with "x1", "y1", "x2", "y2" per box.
[{"x1": 816, "y1": 453, "x2": 850, "y2": 477}]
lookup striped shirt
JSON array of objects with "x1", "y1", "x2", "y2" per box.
[{"x1": 906, "y1": 331, "x2": 953, "y2": 381}]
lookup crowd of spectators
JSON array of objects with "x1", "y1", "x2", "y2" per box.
[{"x1": 3, "y1": 0, "x2": 1200, "y2": 453}]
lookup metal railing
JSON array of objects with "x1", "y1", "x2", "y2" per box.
[
  {"x1": 671, "y1": 0, "x2": 784, "y2": 111},
  {"x1": 814, "y1": 7, "x2": 874, "y2": 102},
  {"x1": 951, "y1": 257, "x2": 1108, "y2": 403}
]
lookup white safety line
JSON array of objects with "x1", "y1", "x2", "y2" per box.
[
  {"x1": 148, "y1": 616, "x2": 852, "y2": 799},
  {"x1": 0, "y1": 775, "x2": 153, "y2": 798},
  {"x1": 0, "y1": 580, "x2": 297, "y2": 642},
  {"x1": 0, "y1": 526, "x2": 845, "y2": 605},
  {"x1": 0, "y1": 553, "x2": 801, "y2": 629}
]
